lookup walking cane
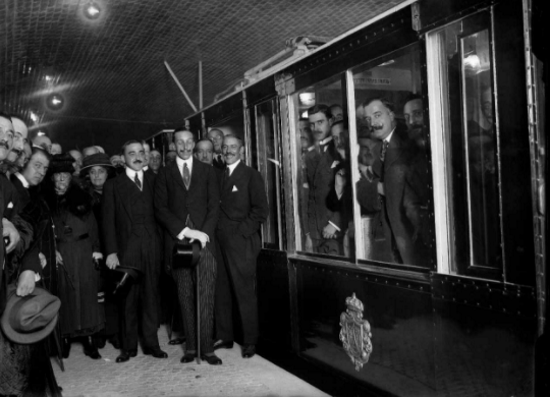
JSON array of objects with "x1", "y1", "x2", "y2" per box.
[{"x1": 196, "y1": 261, "x2": 201, "y2": 364}]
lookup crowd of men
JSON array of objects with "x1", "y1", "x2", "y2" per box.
[
  {"x1": 299, "y1": 95, "x2": 431, "y2": 266},
  {"x1": 0, "y1": 113, "x2": 268, "y2": 395}
]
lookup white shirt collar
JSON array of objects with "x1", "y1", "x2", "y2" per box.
[
  {"x1": 125, "y1": 167, "x2": 144, "y2": 181},
  {"x1": 227, "y1": 159, "x2": 241, "y2": 176},
  {"x1": 15, "y1": 172, "x2": 29, "y2": 189},
  {"x1": 384, "y1": 128, "x2": 396, "y2": 144},
  {"x1": 143, "y1": 166, "x2": 149, "y2": 171}
]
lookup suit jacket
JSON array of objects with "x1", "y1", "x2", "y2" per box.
[
  {"x1": 218, "y1": 161, "x2": 268, "y2": 237},
  {"x1": 102, "y1": 170, "x2": 161, "y2": 272},
  {"x1": 304, "y1": 142, "x2": 342, "y2": 239},
  {"x1": 154, "y1": 159, "x2": 219, "y2": 269},
  {"x1": 371, "y1": 124, "x2": 426, "y2": 265},
  {"x1": 213, "y1": 154, "x2": 225, "y2": 170}
]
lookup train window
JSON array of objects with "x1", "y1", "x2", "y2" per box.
[
  {"x1": 351, "y1": 46, "x2": 435, "y2": 268},
  {"x1": 294, "y1": 74, "x2": 352, "y2": 258},
  {"x1": 427, "y1": 12, "x2": 502, "y2": 278},
  {"x1": 255, "y1": 99, "x2": 283, "y2": 249}
]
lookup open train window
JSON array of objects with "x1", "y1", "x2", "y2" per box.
[
  {"x1": 292, "y1": 74, "x2": 352, "y2": 258},
  {"x1": 350, "y1": 45, "x2": 435, "y2": 269}
]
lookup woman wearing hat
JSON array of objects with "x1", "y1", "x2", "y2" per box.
[
  {"x1": 80, "y1": 152, "x2": 120, "y2": 350},
  {"x1": 44, "y1": 153, "x2": 105, "y2": 359}
]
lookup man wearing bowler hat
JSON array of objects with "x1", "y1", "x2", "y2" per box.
[
  {"x1": 154, "y1": 128, "x2": 221, "y2": 365},
  {"x1": 102, "y1": 139, "x2": 166, "y2": 363}
]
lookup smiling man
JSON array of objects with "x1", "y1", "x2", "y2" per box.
[
  {"x1": 102, "y1": 139, "x2": 166, "y2": 363},
  {"x1": 154, "y1": 128, "x2": 221, "y2": 365}
]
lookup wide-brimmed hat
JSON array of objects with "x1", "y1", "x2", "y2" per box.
[
  {"x1": 80, "y1": 153, "x2": 114, "y2": 176},
  {"x1": 1, "y1": 285, "x2": 61, "y2": 344},
  {"x1": 49, "y1": 153, "x2": 75, "y2": 175},
  {"x1": 173, "y1": 240, "x2": 201, "y2": 268}
]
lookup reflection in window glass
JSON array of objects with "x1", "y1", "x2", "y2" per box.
[
  {"x1": 352, "y1": 48, "x2": 434, "y2": 267},
  {"x1": 433, "y1": 14, "x2": 501, "y2": 274},
  {"x1": 295, "y1": 75, "x2": 353, "y2": 258},
  {"x1": 256, "y1": 100, "x2": 281, "y2": 248}
]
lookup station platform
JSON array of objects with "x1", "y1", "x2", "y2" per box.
[{"x1": 52, "y1": 327, "x2": 330, "y2": 397}]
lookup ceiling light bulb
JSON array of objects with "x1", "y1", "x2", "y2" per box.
[{"x1": 84, "y1": 2, "x2": 101, "y2": 19}]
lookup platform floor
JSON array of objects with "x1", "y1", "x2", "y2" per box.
[{"x1": 52, "y1": 327, "x2": 330, "y2": 397}]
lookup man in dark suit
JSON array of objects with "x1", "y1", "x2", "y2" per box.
[
  {"x1": 363, "y1": 98, "x2": 427, "y2": 266},
  {"x1": 207, "y1": 129, "x2": 225, "y2": 169},
  {"x1": 214, "y1": 134, "x2": 268, "y2": 359},
  {"x1": 102, "y1": 140, "x2": 167, "y2": 363},
  {"x1": 304, "y1": 104, "x2": 342, "y2": 255},
  {"x1": 155, "y1": 129, "x2": 222, "y2": 365}
]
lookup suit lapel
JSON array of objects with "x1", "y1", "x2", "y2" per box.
[
  {"x1": 116, "y1": 173, "x2": 140, "y2": 219},
  {"x1": 226, "y1": 161, "x2": 245, "y2": 194},
  {"x1": 169, "y1": 162, "x2": 186, "y2": 190}
]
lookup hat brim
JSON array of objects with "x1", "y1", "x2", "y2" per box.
[
  {"x1": 80, "y1": 162, "x2": 114, "y2": 173},
  {"x1": 0, "y1": 286, "x2": 60, "y2": 345}
]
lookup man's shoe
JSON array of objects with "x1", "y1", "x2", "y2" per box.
[
  {"x1": 180, "y1": 352, "x2": 197, "y2": 363},
  {"x1": 213, "y1": 340, "x2": 234, "y2": 350},
  {"x1": 201, "y1": 354, "x2": 222, "y2": 365},
  {"x1": 83, "y1": 336, "x2": 102, "y2": 359},
  {"x1": 242, "y1": 344, "x2": 256, "y2": 358},
  {"x1": 116, "y1": 351, "x2": 131, "y2": 363},
  {"x1": 143, "y1": 347, "x2": 168, "y2": 358},
  {"x1": 168, "y1": 336, "x2": 186, "y2": 345}
]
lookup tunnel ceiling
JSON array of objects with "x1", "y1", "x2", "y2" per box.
[{"x1": 0, "y1": 0, "x2": 405, "y2": 152}]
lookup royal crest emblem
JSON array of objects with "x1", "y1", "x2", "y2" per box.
[{"x1": 339, "y1": 293, "x2": 372, "y2": 371}]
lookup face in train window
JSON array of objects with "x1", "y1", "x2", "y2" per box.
[
  {"x1": 351, "y1": 48, "x2": 435, "y2": 268},
  {"x1": 294, "y1": 74, "x2": 353, "y2": 258}
]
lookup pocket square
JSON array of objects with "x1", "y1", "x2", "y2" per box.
[
  {"x1": 232, "y1": 185, "x2": 238, "y2": 192},
  {"x1": 331, "y1": 161, "x2": 340, "y2": 169},
  {"x1": 7, "y1": 202, "x2": 13, "y2": 209}
]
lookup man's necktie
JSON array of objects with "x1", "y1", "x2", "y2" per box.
[
  {"x1": 222, "y1": 167, "x2": 229, "y2": 190},
  {"x1": 183, "y1": 163, "x2": 190, "y2": 189},
  {"x1": 134, "y1": 174, "x2": 142, "y2": 190},
  {"x1": 380, "y1": 140, "x2": 389, "y2": 163}
]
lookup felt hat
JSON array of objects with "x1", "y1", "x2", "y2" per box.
[
  {"x1": 80, "y1": 153, "x2": 113, "y2": 175},
  {"x1": 1, "y1": 286, "x2": 61, "y2": 344},
  {"x1": 112, "y1": 266, "x2": 142, "y2": 294},
  {"x1": 49, "y1": 153, "x2": 75, "y2": 175},
  {"x1": 173, "y1": 240, "x2": 201, "y2": 268}
]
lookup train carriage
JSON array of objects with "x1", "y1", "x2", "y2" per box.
[{"x1": 148, "y1": 0, "x2": 547, "y2": 395}]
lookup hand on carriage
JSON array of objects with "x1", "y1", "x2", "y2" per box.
[{"x1": 106, "y1": 253, "x2": 120, "y2": 269}]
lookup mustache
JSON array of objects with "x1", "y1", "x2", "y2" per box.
[
  {"x1": 372, "y1": 125, "x2": 384, "y2": 130},
  {"x1": 133, "y1": 160, "x2": 142, "y2": 164},
  {"x1": 0, "y1": 141, "x2": 9, "y2": 149}
]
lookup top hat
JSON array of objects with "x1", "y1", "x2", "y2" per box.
[
  {"x1": 1, "y1": 286, "x2": 61, "y2": 344},
  {"x1": 173, "y1": 240, "x2": 201, "y2": 268},
  {"x1": 112, "y1": 266, "x2": 142, "y2": 294},
  {"x1": 80, "y1": 153, "x2": 114, "y2": 176}
]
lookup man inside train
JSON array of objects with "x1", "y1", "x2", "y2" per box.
[
  {"x1": 363, "y1": 97, "x2": 425, "y2": 265},
  {"x1": 329, "y1": 104, "x2": 344, "y2": 122},
  {"x1": 207, "y1": 129, "x2": 225, "y2": 169},
  {"x1": 303, "y1": 104, "x2": 341, "y2": 254},
  {"x1": 403, "y1": 94, "x2": 427, "y2": 150}
]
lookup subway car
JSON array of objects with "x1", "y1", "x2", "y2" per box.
[{"x1": 147, "y1": 0, "x2": 548, "y2": 396}]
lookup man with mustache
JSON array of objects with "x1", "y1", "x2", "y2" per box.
[
  {"x1": 403, "y1": 94, "x2": 427, "y2": 150},
  {"x1": 214, "y1": 134, "x2": 268, "y2": 359},
  {"x1": 363, "y1": 97, "x2": 427, "y2": 266},
  {"x1": 155, "y1": 129, "x2": 222, "y2": 365},
  {"x1": 303, "y1": 104, "x2": 342, "y2": 254},
  {"x1": 102, "y1": 140, "x2": 167, "y2": 363}
]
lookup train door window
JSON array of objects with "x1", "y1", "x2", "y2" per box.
[
  {"x1": 255, "y1": 99, "x2": 283, "y2": 249},
  {"x1": 293, "y1": 74, "x2": 352, "y2": 258},
  {"x1": 208, "y1": 114, "x2": 245, "y2": 163},
  {"x1": 427, "y1": 12, "x2": 502, "y2": 278},
  {"x1": 351, "y1": 46, "x2": 435, "y2": 268}
]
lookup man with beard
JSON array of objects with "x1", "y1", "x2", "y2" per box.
[
  {"x1": 363, "y1": 97, "x2": 427, "y2": 265},
  {"x1": 303, "y1": 104, "x2": 341, "y2": 254},
  {"x1": 102, "y1": 140, "x2": 166, "y2": 363},
  {"x1": 208, "y1": 129, "x2": 225, "y2": 169},
  {"x1": 403, "y1": 94, "x2": 427, "y2": 150},
  {"x1": 214, "y1": 135, "x2": 268, "y2": 359},
  {"x1": 155, "y1": 129, "x2": 221, "y2": 365}
]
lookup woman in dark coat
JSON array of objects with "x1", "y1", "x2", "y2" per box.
[
  {"x1": 45, "y1": 153, "x2": 104, "y2": 359},
  {"x1": 79, "y1": 152, "x2": 120, "y2": 349}
]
